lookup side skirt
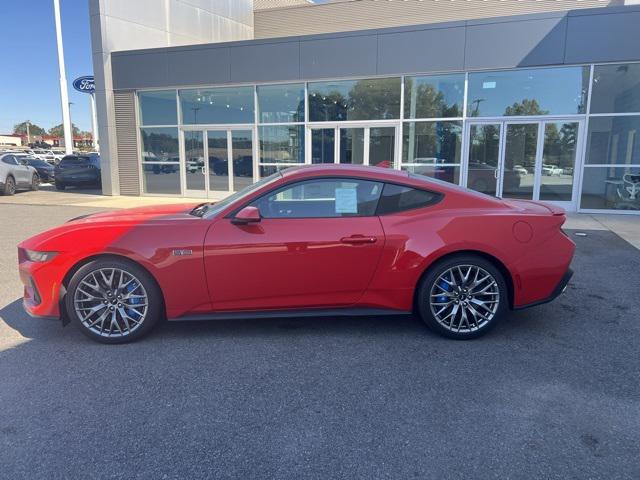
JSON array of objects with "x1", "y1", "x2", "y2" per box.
[{"x1": 170, "y1": 308, "x2": 412, "y2": 322}]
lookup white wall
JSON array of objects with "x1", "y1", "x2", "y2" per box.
[{"x1": 89, "y1": 0, "x2": 254, "y2": 195}]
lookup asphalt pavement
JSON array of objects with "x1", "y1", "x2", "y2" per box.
[{"x1": 0, "y1": 203, "x2": 639, "y2": 479}]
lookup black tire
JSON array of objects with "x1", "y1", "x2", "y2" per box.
[
  {"x1": 2, "y1": 176, "x2": 16, "y2": 196},
  {"x1": 65, "y1": 258, "x2": 163, "y2": 344},
  {"x1": 416, "y1": 254, "x2": 508, "y2": 340},
  {"x1": 31, "y1": 174, "x2": 39, "y2": 191},
  {"x1": 55, "y1": 181, "x2": 66, "y2": 191}
]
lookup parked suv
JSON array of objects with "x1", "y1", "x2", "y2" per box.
[
  {"x1": 0, "y1": 153, "x2": 39, "y2": 195},
  {"x1": 54, "y1": 153, "x2": 101, "y2": 190}
]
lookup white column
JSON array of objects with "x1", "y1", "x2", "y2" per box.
[
  {"x1": 90, "y1": 93, "x2": 99, "y2": 151},
  {"x1": 53, "y1": 0, "x2": 73, "y2": 154}
]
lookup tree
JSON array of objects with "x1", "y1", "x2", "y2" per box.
[
  {"x1": 13, "y1": 121, "x2": 46, "y2": 136},
  {"x1": 503, "y1": 99, "x2": 549, "y2": 116},
  {"x1": 48, "y1": 123, "x2": 80, "y2": 137}
]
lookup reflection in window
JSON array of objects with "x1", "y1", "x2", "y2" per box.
[
  {"x1": 311, "y1": 129, "x2": 335, "y2": 164},
  {"x1": 586, "y1": 116, "x2": 640, "y2": 166},
  {"x1": 259, "y1": 125, "x2": 304, "y2": 164},
  {"x1": 591, "y1": 63, "x2": 640, "y2": 114},
  {"x1": 140, "y1": 128, "x2": 179, "y2": 162},
  {"x1": 179, "y1": 87, "x2": 254, "y2": 124},
  {"x1": 468, "y1": 66, "x2": 589, "y2": 117},
  {"x1": 502, "y1": 123, "x2": 537, "y2": 200},
  {"x1": 540, "y1": 122, "x2": 578, "y2": 201},
  {"x1": 402, "y1": 121, "x2": 462, "y2": 164},
  {"x1": 401, "y1": 165, "x2": 460, "y2": 185},
  {"x1": 339, "y1": 128, "x2": 364, "y2": 165},
  {"x1": 308, "y1": 77, "x2": 401, "y2": 122},
  {"x1": 404, "y1": 74, "x2": 464, "y2": 119},
  {"x1": 369, "y1": 127, "x2": 395, "y2": 168},
  {"x1": 580, "y1": 166, "x2": 640, "y2": 210},
  {"x1": 257, "y1": 83, "x2": 305, "y2": 123},
  {"x1": 138, "y1": 90, "x2": 177, "y2": 126},
  {"x1": 142, "y1": 167, "x2": 180, "y2": 195}
]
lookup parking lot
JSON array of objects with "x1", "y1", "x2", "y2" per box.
[{"x1": 1, "y1": 202, "x2": 639, "y2": 479}]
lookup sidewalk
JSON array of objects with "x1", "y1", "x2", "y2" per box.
[{"x1": 1, "y1": 186, "x2": 638, "y2": 249}]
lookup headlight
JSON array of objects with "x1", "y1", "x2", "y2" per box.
[{"x1": 24, "y1": 250, "x2": 58, "y2": 262}]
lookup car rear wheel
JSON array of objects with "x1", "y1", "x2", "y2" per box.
[
  {"x1": 417, "y1": 255, "x2": 507, "y2": 339},
  {"x1": 31, "y1": 174, "x2": 39, "y2": 191},
  {"x1": 55, "y1": 181, "x2": 66, "y2": 190},
  {"x1": 65, "y1": 258, "x2": 163, "y2": 344}
]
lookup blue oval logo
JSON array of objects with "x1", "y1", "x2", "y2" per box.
[{"x1": 73, "y1": 76, "x2": 95, "y2": 94}]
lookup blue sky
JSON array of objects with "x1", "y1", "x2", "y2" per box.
[{"x1": 0, "y1": 0, "x2": 93, "y2": 134}]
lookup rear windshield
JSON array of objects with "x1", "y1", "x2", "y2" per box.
[{"x1": 60, "y1": 155, "x2": 97, "y2": 166}]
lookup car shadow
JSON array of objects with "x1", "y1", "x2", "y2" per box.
[{"x1": 0, "y1": 297, "x2": 437, "y2": 343}]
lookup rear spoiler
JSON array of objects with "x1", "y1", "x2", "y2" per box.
[{"x1": 528, "y1": 200, "x2": 565, "y2": 216}]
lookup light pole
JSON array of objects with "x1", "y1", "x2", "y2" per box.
[
  {"x1": 52, "y1": 0, "x2": 73, "y2": 155},
  {"x1": 26, "y1": 120, "x2": 31, "y2": 146}
]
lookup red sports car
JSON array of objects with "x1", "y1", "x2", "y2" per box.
[{"x1": 18, "y1": 165, "x2": 574, "y2": 343}]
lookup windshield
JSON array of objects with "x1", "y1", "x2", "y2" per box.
[{"x1": 191, "y1": 172, "x2": 282, "y2": 218}]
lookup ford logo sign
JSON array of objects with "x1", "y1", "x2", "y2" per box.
[{"x1": 72, "y1": 76, "x2": 95, "y2": 94}]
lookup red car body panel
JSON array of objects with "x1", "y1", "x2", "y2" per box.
[{"x1": 18, "y1": 165, "x2": 575, "y2": 322}]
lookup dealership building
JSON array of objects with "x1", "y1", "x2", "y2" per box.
[{"x1": 89, "y1": 0, "x2": 640, "y2": 213}]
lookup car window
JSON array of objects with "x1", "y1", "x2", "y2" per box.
[
  {"x1": 251, "y1": 178, "x2": 383, "y2": 219},
  {"x1": 59, "y1": 156, "x2": 82, "y2": 166},
  {"x1": 376, "y1": 183, "x2": 441, "y2": 215},
  {"x1": 1, "y1": 155, "x2": 17, "y2": 166}
]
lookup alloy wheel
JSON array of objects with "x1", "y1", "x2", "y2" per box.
[
  {"x1": 73, "y1": 267, "x2": 149, "y2": 338},
  {"x1": 429, "y1": 264, "x2": 500, "y2": 333}
]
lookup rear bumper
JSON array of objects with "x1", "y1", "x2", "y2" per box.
[{"x1": 514, "y1": 268, "x2": 573, "y2": 310}]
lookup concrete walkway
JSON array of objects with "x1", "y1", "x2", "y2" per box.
[{"x1": 2, "y1": 186, "x2": 638, "y2": 248}]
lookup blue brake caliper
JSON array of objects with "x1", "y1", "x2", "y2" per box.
[
  {"x1": 437, "y1": 280, "x2": 449, "y2": 303},
  {"x1": 125, "y1": 281, "x2": 142, "y2": 320}
]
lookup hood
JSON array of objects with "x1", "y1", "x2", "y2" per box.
[
  {"x1": 19, "y1": 203, "x2": 202, "y2": 251},
  {"x1": 69, "y1": 203, "x2": 201, "y2": 224}
]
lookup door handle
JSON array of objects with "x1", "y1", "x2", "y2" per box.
[{"x1": 340, "y1": 235, "x2": 377, "y2": 245}]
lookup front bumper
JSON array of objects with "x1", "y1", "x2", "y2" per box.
[
  {"x1": 19, "y1": 257, "x2": 64, "y2": 320},
  {"x1": 514, "y1": 268, "x2": 573, "y2": 310}
]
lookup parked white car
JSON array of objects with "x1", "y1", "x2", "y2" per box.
[
  {"x1": 542, "y1": 164, "x2": 563, "y2": 176},
  {"x1": 32, "y1": 150, "x2": 62, "y2": 164},
  {"x1": 0, "y1": 153, "x2": 39, "y2": 195}
]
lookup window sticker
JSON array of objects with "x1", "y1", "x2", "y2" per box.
[{"x1": 335, "y1": 188, "x2": 358, "y2": 214}]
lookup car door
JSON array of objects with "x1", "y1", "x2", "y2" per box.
[
  {"x1": 203, "y1": 177, "x2": 386, "y2": 311},
  {"x1": 3, "y1": 156, "x2": 29, "y2": 185}
]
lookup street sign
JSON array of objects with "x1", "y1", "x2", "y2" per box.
[{"x1": 72, "y1": 76, "x2": 95, "y2": 94}]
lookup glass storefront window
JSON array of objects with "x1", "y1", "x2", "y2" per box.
[
  {"x1": 140, "y1": 127, "x2": 180, "y2": 194},
  {"x1": 468, "y1": 66, "x2": 589, "y2": 117},
  {"x1": 311, "y1": 128, "x2": 335, "y2": 164},
  {"x1": 259, "y1": 125, "x2": 305, "y2": 164},
  {"x1": 402, "y1": 165, "x2": 461, "y2": 185},
  {"x1": 591, "y1": 63, "x2": 640, "y2": 114},
  {"x1": 581, "y1": 166, "x2": 640, "y2": 210},
  {"x1": 142, "y1": 166, "x2": 180, "y2": 195},
  {"x1": 308, "y1": 77, "x2": 401, "y2": 122},
  {"x1": 585, "y1": 116, "x2": 640, "y2": 166},
  {"x1": 140, "y1": 127, "x2": 179, "y2": 162},
  {"x1": 138, "y1": 90, "x2": 177, "y2": 126},
  {"x1": 179, "y1": 87, "x2": 254, "y2": 124},
  {"x1": 339, "y1": 128, "x2": 365, "y2": 165},
  {"x1": 502, "y1": 123, "x2": 538, "y2": 200},
  {"x1": 404, "y1": 74, "x2": 464, "y2": 119},
  {"x1": 402, "y1": 121, "x2": 462, "y2": 164},
  {"x1": 257, "y1": 83, "x2": 305, "y2": 123},
  {"x1": 540, "y1": 122, "x2": 578, "y2": 201}
]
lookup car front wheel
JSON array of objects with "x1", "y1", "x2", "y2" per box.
[
  {"x1": 417, "y1": 255, "x2": 508, "y2": 339},
  {"x1": 31, "y1": 174, "x2": 39, "y2": 191},
  {"x1": 65, "y1": 258, "x2": 163, "y2": 343},
  {"x1": 2, "y1": 176, "x2": 16, "y2": 196}
]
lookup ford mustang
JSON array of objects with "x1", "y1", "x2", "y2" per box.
[{"x1": 18, "y1": 165, "x2": 574, "y2": 343}]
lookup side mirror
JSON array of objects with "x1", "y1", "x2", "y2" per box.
[
  {"x1": 20, "y1": 159, "x2": 28, "y2": 165},
  {"x1": 231, "y1": 206, "x2": 261, "y2": 225}
]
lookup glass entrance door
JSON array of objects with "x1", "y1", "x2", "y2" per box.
[
  {"x1": 308, "y1": 124, "x2": 397, "y2": 168},
  {"x1": 182, "y1": 128, "x2": 255, "y2": 197},
  {"x1": 464, "y1": 120, "x2": 581, "y2": 208}
]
